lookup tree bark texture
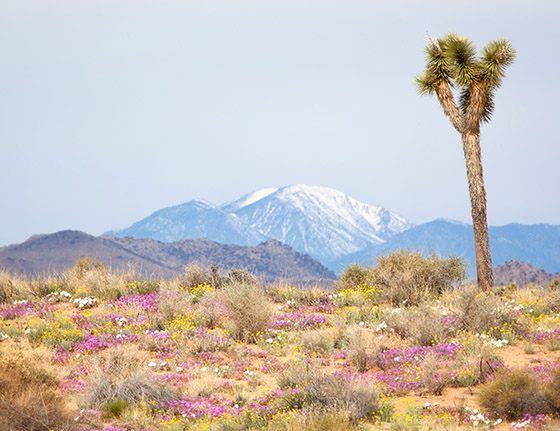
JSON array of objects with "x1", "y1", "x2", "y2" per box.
[
  {"x1": 462, "y1": 131, "x2": 494, "y2": 291},
  {"x1": 435, "y1": 81, "x2": 464, "y2": 133}
]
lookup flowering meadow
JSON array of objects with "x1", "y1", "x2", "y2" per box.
[{"x1": 1, "y1": 257, "x2": 560, "y2": 431}]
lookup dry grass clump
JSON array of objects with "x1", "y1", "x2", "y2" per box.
[
  {"x1": 0, "y1": 271, "x2": 17, "y2": 304},
  {"x1": 478, "y1": 367, "x2": 551, "y2": 420},
  {"x1": 203, "y1": 283, "x2": 271, "y2": 343},
  {"x1": 278, "y1": 369, "x2": 380, "y2": 423},
  {"x1": 344, "y1": 324, "x2": 384, "y2": 373},
  {"x1": 0, "y1": 351, "x2": 75, "y2": 431},
  {"x1": 0, "y1": 270, "x2": 59, "y2": 301},
  {"x1": 368, "y1": 250, "x2": 466, "y2": 306},
  {"x1": 87, "y1": 351, "x2": 178, "y2": 410}
]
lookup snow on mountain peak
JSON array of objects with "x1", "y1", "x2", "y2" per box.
[
  {"x1": 222, "y1": 188, "x2": 279, "y2": 212},
  {"x1": 223, "y1": 184, "x2": 412, "y2": 263}
]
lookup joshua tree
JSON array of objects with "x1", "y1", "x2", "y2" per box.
[{"x1": 415, "y1": 33, "x2": 515, "y2": 291}]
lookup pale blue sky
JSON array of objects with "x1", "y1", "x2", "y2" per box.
[{"x1": 1, "y1": 0, "x2": 558, "y2": 246}]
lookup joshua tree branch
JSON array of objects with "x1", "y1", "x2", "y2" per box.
[{"x1": 434, "y1": 80, "x2": 464, "y2": 133}]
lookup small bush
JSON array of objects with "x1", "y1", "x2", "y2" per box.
[
  {"x1": 344, "y1": 325, "x2": 383, "y2": 373},
  {"x1": 478, "y1": 368, "x2": 551, "y2": 420},
  {"x1": 369, "y1": 250, "x2": 466, "y2": 306},
  {"x1": 383, "y1": 305, "x2": 455, "y2": 346},
  {"x1": 337, "y1": 264, "x2": 371, "y2": 291}
]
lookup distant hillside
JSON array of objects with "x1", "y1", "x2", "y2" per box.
[
  {"x1": 493, "y1": 260, "x2": 560, "y2": 288},
  {"x1": 0, "y1": 231, "x2": 336, "y2": 282}
]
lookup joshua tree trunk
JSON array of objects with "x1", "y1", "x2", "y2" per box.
[
  {"x1": 417, "y1": 33, "x2": 514, "y2": 292},
  {"x1": 462, "y1": 130, "x2": 494, "y2": 291}
]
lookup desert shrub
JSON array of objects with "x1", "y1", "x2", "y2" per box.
[
  {"x1": 0, "y1": 352, "x2": 75, "y2": 431},
  {"x1": 277, "y1": 369, "x2": 380, "y2": 423},
  {"x1": 449, "y1": 284, "x2": 517, "y2": 339},
  {"x1": 383, "y1": 305, "x2": 455, "y2": 346},
  {"x1": 478, "y1": 368, "x2": 551, "y2": 420},
  {"x1": 343, "y1": 324, "x2": 384, "y2": 373},
  {"x1": 337, "y1": 264, "x2": 371, "y2": 290},
  {"x1": 87, "y1": 351, "x2": 178, "y2": 409},
  {"x1": 369, "y1": 250, "x2": 466, "y2": 306},
  {"x1": 207, "y1": 283, "x2": 271, "y2": 343},
  {"x1": 104, "y1": 399, "x2": 130, "y2": 418}
]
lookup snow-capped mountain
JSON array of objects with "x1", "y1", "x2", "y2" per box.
[
  {"x1": 108, "y1": 185, "x2": 411, "y2": 268},
  {"x1": 222, "y1": 185, "x2": 411, "y2": 265},
  {"x1": 107, "y1": 199, "x2": 267, "y2": 246}
]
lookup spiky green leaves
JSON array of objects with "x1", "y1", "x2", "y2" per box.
[
  {"x1": 481, "y1": 39, "x2": 516, "y2": 89},
  {"x1": 416, "y1": 32, "x2": 515, "y2": 126},
  {"x1": 415, "y1": 71, "x2": 438, "y2": 95},
  {"x1": 441, "y1": 33, "x2": 480, "y2": 86}
]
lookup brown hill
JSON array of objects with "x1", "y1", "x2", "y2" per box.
[
  {"x1": 493, "y1": 260, "x2": 560, "y2": 287},
  {"x1": 0, "y1": 231, "x2": 336, "y2": 282}
]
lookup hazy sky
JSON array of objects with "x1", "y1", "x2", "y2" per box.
[{"x1": 1, "y1": 0, "x2": 558, "y2": 246}]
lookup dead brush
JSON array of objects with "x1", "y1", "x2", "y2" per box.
[
  {"x1": 87, "y1": 351, "x2": 178, "y2": 410},
  {"x1": 0, "y1": 351, "x2": 76, "y2": 431},
  {"x1": 277, "y1": 369, "x2": 380, "y2": 423},
  {"x1": 417, "y1": 352, "x2": 455, "y2": 395}
]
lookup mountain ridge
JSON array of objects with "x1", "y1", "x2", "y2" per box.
[
  {"x1": 0, "y1": 230, "x2": 336, "y2": 282},
  {"x1": 109, "y1": 184, "x2": 412, "y2": 265}
]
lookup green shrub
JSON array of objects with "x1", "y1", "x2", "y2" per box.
[
  {"x1": 369, "y1": 250, "x2": 466, "y2": 306},
  {"x1": 478, "y1": 368, "x2": 551, "y2": 420},
  {"x1": 104, "y1": 399, "x2": 130, "y2": 418}
]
